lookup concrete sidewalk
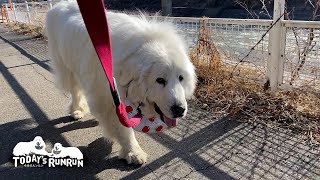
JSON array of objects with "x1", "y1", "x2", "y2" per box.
[{"x1": 0, "y1": 25, "x2": 319, "y2": 180}]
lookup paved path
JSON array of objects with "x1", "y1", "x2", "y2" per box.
[{"x1": 0, "y1": 25, "x2": 319, "y2": 180}]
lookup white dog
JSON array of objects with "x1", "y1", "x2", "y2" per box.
[
  {"x1": 50, "y1": 143, "x2": 83, "y2": 160},
  {"x1": 45, "y1": 2, "x2": 196, "y2": 164},
  {"x1": 13, "y1": 136, "x2": 48, "y2": 156}
]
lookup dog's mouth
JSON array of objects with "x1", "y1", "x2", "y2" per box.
[
  {"x1": 53, "y1": 150, "x2": 61, "y2": 154},
  {"x1": 35, "y1": 145, "x2": 44, "y2": 150},
  {"x1": 154, "y1": 103, "x2": 177, "y2": 128}
]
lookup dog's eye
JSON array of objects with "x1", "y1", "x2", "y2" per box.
[
  {"x1": 179, "y1": 75, "x2": 184, "y2": 82},
  {"x1": 156, "y1": 78, "x2": 166, "y2": 86}
]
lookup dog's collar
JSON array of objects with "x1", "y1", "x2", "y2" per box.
[
  {"x1": 124, "y1": 80, "x2": 136, "y2": 106},
  {"x1": 125, "y1": 80, "x2": 143, "y2": 110},
  {"x1": 125, "y1": 80, "x2": 133, "y2": 98}
]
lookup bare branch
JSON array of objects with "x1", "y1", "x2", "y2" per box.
[
  {"x1": 291, "y1": 0, "x2": 320, "y2": 83},
  {"x1": 307, "y1": 0, "x2": 315, "y2": 8},
  {"x1": 259, "y1": 0, "x2": 272, "y2": 19},
  {"x1": 229, "y1": 12, "x2": 287, "y2": 78},
  {"x1": 234, "y1": 1, "x2": 258, "y2": 19},
  {"x1": 235, "y1": 0, "x2": 271, "y2": 19}
]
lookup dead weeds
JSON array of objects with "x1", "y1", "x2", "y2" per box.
[
  {"x1": 191, "y1": 18, "x2": 320, "y2": 144},
  {"x1": 4, "y1": 17, "x2": 320, "y2": 143},
  {"x1": 4, "y1": 22, "x2": 44, "y2": 38}
]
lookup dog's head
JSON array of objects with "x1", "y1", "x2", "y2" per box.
[
  {"x1": 33, "y1": 136, "x2": 46, "y2": 150},
  {"x1": 117, "y1": 20, "x2": 197, "y2": 127},
  {"x1": 52, "y1": 143, "x2": 63, "y2": 154},
  {"x1": 136, "y1": 42, "x2": 196, "y2": 126}
]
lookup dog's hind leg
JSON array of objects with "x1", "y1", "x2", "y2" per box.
[{"x1": 52, "y1": 57, "x2": 89, "y2": 119}]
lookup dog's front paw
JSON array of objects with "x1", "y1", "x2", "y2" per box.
[
  {"x1": 119, "y1": 148, "x2": 147, "y2": 164},
  {"x1": 71, "y1": 110, "x2": 84, "y2": 119}
]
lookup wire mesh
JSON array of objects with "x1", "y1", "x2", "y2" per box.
[
  {"x1": 169, "y1": 17, "x2": 271, "y2": 82},
  {"x1": 284, "y1": 27, "x2": 320, "y2": 91},
  {"x1": 3, "y1": 1, "x2": 320, "y2": 92},
  {"x1": 28, "y1": 2, "x2": 49, "y2": 26}
]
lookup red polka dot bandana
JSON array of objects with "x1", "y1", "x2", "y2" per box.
[{"x1": 124, "y1": 100, "x2": 173, "y2": 133}]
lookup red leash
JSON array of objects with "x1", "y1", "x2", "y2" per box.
[{"x1": 76, "y1": 0, "x2": 141, "y2": 127}]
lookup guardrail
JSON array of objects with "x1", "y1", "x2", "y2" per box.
[{"x1": 1, "y1": 0, "x2": 319, "y2": 92}]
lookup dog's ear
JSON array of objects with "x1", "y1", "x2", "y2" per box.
[
  {"x1": 118, "y1": 67, "x2": 136, "y2": 87},
  {"x1": 138, "y1": 62, "x2": 154, "y2": 97},
  {"x1": 122, "y1": 61, "x2": 154, "y2": 104},
  {"x1": 184, "y1": 63, "x2": 197, "y2": 99},
  {"x1": 116, "y1": 59, "x2": 148, "y2": 103},
  {"x1": 116, "y1": 34, "x2": 151, "y2": 87}
]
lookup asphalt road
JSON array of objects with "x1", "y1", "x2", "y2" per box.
[{"x1": 0, "y1": 25, "x2": 319, "y2": 180}]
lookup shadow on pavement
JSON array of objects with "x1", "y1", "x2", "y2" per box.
[{"x1": 1, "y1": 26, "x2": 319, "y2": 179}]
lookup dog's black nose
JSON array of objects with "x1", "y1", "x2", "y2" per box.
[{"x1": 171, "y1": 105, "x2": 185, "y2": 118}]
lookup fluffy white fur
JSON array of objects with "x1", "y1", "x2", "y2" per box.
[
  {"x1": 13, "y1": 136, "x2": 48, "y2": 156},
  {"x1": 46, "y1": 1, "x2": 196, "y2": 164},
  {"x1": 50, "y1": 143, "x2": 83, "y2": 160}
]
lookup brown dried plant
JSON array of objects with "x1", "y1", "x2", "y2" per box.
[{"x1": 190, "y1": 18, "x2": 320, "y2": 144}]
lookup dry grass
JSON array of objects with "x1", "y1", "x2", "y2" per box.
[
  {"x1": 4, "y1": 15, "x2": 320, "y2": 144},
  {"x1": 4, "y1": 22, "x2": 44, "y2": 38},
  {"x1": 4, "y1": 9, "x2": 46, "y2": 38},
  {"x1": 190, "y1": 18, "x2": 320, "y2": 144}
]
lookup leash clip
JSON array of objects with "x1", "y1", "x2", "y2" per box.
[{"x1": 111, "y1": 77, "x2": 121, "y2": 107}]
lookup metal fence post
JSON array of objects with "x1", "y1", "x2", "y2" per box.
[
  {"x1": 25, "y1": 1, "x2": 31, "y2": 24},
  {"x1": 0, "y1": 6, "x2": 3, "y2": 23},
  {"x1": 12, "y1": 2, "x2": 16, "y2": 22},
  {"x1": 48, "y1": 0, "x2": 53, "y2": 10},
  {"x1": 5, "y1": 4, "x2": 10, "y2": 22},
  {"x1": 161, "y1": 0, "x2": 172, "y2": 16},
  {"x1": 278, "y1": 21, "x2": 287, "y2": 88},
  {"x1": 267, "y1": 0, "x2": 285, "y2": 91}
]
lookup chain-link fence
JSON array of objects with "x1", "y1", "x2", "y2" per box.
[
  {"x1": 283, "y1": 23, "x2": 320, "y2": 91},
  {"x1": 1, "y1": 0, "x2": 60, "y2": 25},
  {"x1": 1, "y1": 0, "x2": 319, "y2": 92}
]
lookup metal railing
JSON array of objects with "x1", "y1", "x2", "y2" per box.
[
  {"x1": 1, "y1": 0, "x2": 319, "y2": 92},
  {"x1": 1, "y1": 0, "x2": 59, "y2": 25}
]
